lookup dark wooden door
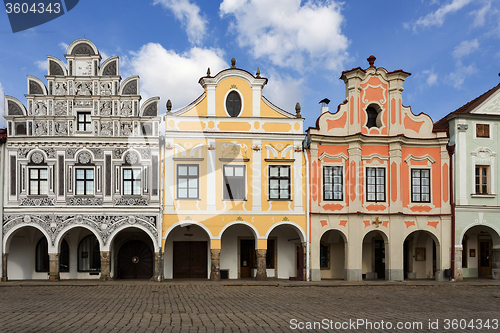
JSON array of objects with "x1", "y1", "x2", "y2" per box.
[
  {"x1": 479, "y1": 240, "x2": 492, "y2": 277},
  {"x1": 374, "y1": 240, "x2": 385, "y2": 279},
  {"x1": 118, "y1": 240, "x2": 153, "y2": 279},
  {"x1": 240, "y1": 239, "x2": 255, "y2": 278},
  {"x1": 173, "y1": 241, "x2": 207, "y2": 278}
]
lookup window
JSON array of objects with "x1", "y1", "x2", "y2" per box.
[
  {"x1": 77, "y1": 112, "x2": 92, "y2": 132},
  {"x1": 177, "y1": 164, "x2": 199, "y2": 199},
  {"x1": 320, "y1": 243, "x2": 330, "y2": 269},
  {"x1": 75, "y1": 169, "x2": 94, "y2": 195},
  {"x1": 35, "y1": 237, "x2": 49, "y2": 272},
  {"x1": 476, "y1": 124, "x2": 490, "y2": 138},
  {"x1": 15, "y1": 123, "x2": 27, "y2": 135},
  {"x1": 411, "y1": 169, "x2": 430, "y2": 202},
  {"x1": 366, "y1": 167, "x2": 385, "y2": 202},
  {"x1": 269, "y1": 165, "x2": 291, "y2": 200},
  {"x1": 475, "y1": 165, "x2": 489, "y2": 194},
  {"x1": 223, "y1": 165, "x2": 245, "y2": 200},
  {"x1": 123, "y1": 168, "x2": 141, "y2": 195},
  {"x1": 35, "y1": 238, "x2": 69, "y2": 273},
  {"x1": 29, "y1": 168, "x2": 48, "y2": 195},
  {"x1": 324, "y1": 166, "x2": 343, "y2": 201},
  {"x1": 78, "y1": 235, "x2": 101, "y2": 272},
  {"x1": 366, "y1": 106, "x2": 378, "y2": 128},
  {"x1": 266, "y1": 239, "x2": 275, "y2": 269},
  {"x1": 60, "y1": 240, "x2": 70, "y2": 273},
  {"x1": 226, "y1": 91, "x2": 241, "y2": 117}
]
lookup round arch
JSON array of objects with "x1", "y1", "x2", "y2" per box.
[
  {"x1": 53, "y1": 223, "x2": 104, "y2": 253},
  {"x1": 107, "y1": 224, "x2": 159, "y2": 253},
  {"x1": 3, "y1": 223, "x2": 51, "y2": 253},
  {"x1": 459, "y1": 223, "x2": 500, "y2": 246},
  {"x1": 319, "y1": 227, "x2": 348, "y2": 243},
  {"x1": 217, "y1": 221, "x2": 260, "y2": 240},
  {"x1": 362, "y1": 228, "x2": 389, "y2": 243},
  {"x1": 164, "y1": 221, "x2": 214, "y2": 240},
  {"x1": 265, "y1": 221, "x2": 306, "y2": 242}
]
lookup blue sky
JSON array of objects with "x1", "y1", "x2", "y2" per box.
[{"x1": 1, "y1": 0, "x2": 499, "y2": 129}]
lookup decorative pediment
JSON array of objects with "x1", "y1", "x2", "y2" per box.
[
  {"x1": 404, "y1": 154, "x2": 436, "y2": 165},
  {"x1": 319, "y1": 152, "x2": 348, "y2": 161}
]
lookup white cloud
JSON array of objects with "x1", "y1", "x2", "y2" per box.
[
  {"x1": 413, "y1": 0, "x2": 471, "y2": 29},
  {"x1": 219, "y1": 0, "x2": 349, "y2": 71},
  {"x1": 59, "y1": 42, "x2": 69, "y2": 52},
  {"x1": 470, "y1": 1, "x2": 491, "y2": 27},
  {"x1": 452, "y1": 39, "x2": 479, "y2": 58},
  {"x1": 153, "y1": 0, "x2": 207, "y2": 45},
  {"x1": 261, "y1": 70, "x2": 305, "y2": 114},
  {"x1": 35, "y1": 60, "x2": 46, "y2": 72},
  {"x1": 447, "y1": 60, "x2": 476, "y2": 88},
  {"x1": 423, "y1": 69, "x2": 438, "y2": 86},
  {"x1": 124, "y1": 43, "x2": 227, "y2": 112}
]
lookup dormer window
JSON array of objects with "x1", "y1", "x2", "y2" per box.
[
  {"x1": 226, "y1": 91, "x2": 241, "y2": 117},
  {"x1": 366, "y1": 106, "x2": 378, "y2": 128}
]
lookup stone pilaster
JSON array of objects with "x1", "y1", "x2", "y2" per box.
[
  {"x1": 152, "y1": 252, "x2": 159, "y2": 281},
  {"x1": 300, "y1": 243, "x2": 307, "y2": 281},
  {"x1": 99, "y1": 251, "x2": 111, "y2": 281},
  {"x1": 255, "y1": 249, "x2": 267, "y2": 281},
  {"x1": 1, "y1": 254, "x2": 7, "y2": 282},
  {"x1": 454, "y1": 248, "x2": 464, "y2": 281},
  {"x1": 492, "y1": 248, "x2": 500, "y2": 280},
  {"x1": 210, "y1": 249, "x2": 221, "y2": 281},
  {"x1": 49, "y1": 253, "x2": 60, "y2": 281}
]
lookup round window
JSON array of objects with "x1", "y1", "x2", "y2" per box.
[{"x1": 226, "y1": 91, "x2": 242, "y2": 117}]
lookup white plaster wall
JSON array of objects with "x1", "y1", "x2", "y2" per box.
[
  {"x1": 272, "y1": 227, "x2": 298, "y2": 279},
  {"x1": 320, "y1": 231, "x2": 345, "y2": 279},
  {"x1": 164, "y1": 225, "x2": 211, "y2": 279},
  {"x1": 220, "y1": 225, "x2": 254, "y2": 279},
  {"x1": 362, "y1": 242, "x2": 372, "y2": 274},
  {"x1": 8, "y1": 232, "x2": 48, "y2": 280}
]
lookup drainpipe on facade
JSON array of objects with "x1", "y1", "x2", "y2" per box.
[
  {"x1": 447, "y1": 144, "x2": 456, "y2": 281},
  {"x1": 0, "y1": 138, "x2": 5, "y2": 278},
  {"x1": 304, "y1": 140, "x2": 310, "y2": 281},
  {"x1": 158, "y1": 135, "x2": 165, "y2": 282}
]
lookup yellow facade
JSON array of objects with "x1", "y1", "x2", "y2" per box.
[{"x1": 163, "y1": 64, "x2": 306, "y2": 280}]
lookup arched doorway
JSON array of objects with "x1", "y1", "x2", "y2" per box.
[
  {"x1": 110, "y1": 227, "x2": 156, "y2": 280},
  {"x1": 117, "y1": 240, "x2": 153, "y2": 279},
  {"x1": 165, "y1": 224, "x2": 211, "y2": 279},
  {"x1": 220, "y1": 224, "x2": 257, "y2": 279},
  {"x1": 5, "y1": 226, "x2": 49, "y2": 280},
  {"x1": 404, "y1": 231, "x2": 439, "y2": 279},
  {"x1": 267, "y1": 224, "x2": 305, "y2": 279},
  {"x1": 55, "y1": 226, "x2": 102, "y2": 279},
  {"x1": 319, "y1": 230, "x2": 346, "y2": 280},
  {"x1": 461, "y1": 225, "x2": 500, "y2": 278},
  {"x1": 362, "y1": 231, "x2": 388, "y2": 280}
]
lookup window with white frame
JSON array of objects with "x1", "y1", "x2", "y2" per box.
[
  {"x1": 269, "y1": 165, "x2": 291, "y2": 200},
  {"x1": 123, "y1": 168, "x2": 141, "y2": 195},
  {"x1": 411, "y1": 169, "x2": 430, "y2": 202},
  {"x1": 29, "y1": 168, "x2": 48, "y2": 195},
  {"x1": 223, "y1": 165, "x2": 245, "y2": 200},
  {"x1": 177, "y1": 164, "x2": 199, "y2": 199},
  {"x1": 324, "y1": 166, "x2": 343, "y2": 201},
  {"x1": 366, "y1": 167, "x2": 385, "y2": 202},
  {"x1": 75, "y1": 168, "x2": 94, "y2": 195}
]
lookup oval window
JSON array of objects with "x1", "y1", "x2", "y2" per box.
[{"x1": 226, "y1": 91, "x2": 242, "y2": 117}]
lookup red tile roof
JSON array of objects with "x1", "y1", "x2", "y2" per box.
[{"x1": 433, "y1": 83, "x2": 500, "y2": 135}]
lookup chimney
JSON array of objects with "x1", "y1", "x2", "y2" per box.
[{"x1": 319, "y1": 98, "x2": 330, "y2": 115}]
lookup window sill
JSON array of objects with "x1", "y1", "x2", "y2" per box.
[
  {"x1": 268, "y1": 199, "x2": 292, "y2": 201},
  {"x1": 27, "y1": 195, "x2": 49, "y2": 197},
  {"x1": 176, "y1": 198, "x2": 200, "y2": 201},
  {"x1": 222, "y1": 199, "x2": 247, "y2": 201},
  {"x1": 471, "y1": 194, "x2": 496, "y2": 198}
]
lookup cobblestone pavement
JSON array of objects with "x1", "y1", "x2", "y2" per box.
[{"x1": 1, "y1": 282, "x2": 500, "y2": 332}]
